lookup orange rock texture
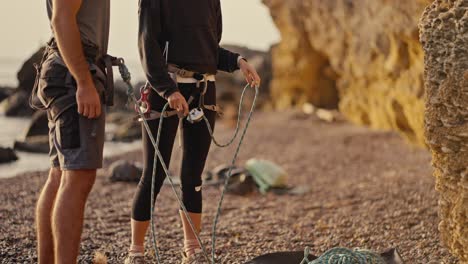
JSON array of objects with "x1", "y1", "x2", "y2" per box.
[
  {"x1": 263, "y1": 0, "x2": 432, "y2": 145},
  {"x1": 420, "y1": 0, "x2": 468, "y2": 261}
]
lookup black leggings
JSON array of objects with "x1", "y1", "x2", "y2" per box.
[{"x1": 131, "y1": 82, "x2": 216, "y2": 221}]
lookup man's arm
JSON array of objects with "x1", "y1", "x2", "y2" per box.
[{"x1": 51, "y1": 0, "x2": 101, "y2": 118}]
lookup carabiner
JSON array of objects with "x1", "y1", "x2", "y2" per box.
[{"x1": 135, "y1": 84, "x2": 151, "y2": 114}]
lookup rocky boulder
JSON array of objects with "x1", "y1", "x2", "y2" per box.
[
  {"x1": 107, "y1": 160, "x2": 142, "y2": 182},
  {"x1": 263, "y1": 0, "x2": 431, "y2": 145},
  {"x1": 0, "y1": 87, "x2": 14, "y2": 103},
  {"x1": 17, "y1": 47, "x2": 45, "y2": 93},
  {"x1": 1, "y1": 47, "x2": 45, "y2": 117},
  {"x1": 111, "y1": 80, "x2": 146, "y2": 112},
  {"x1": 0, "y1": 90, "x2": 34, "y2": 117},
  {"x1": 420, "y1": 0, "x2": 468, "y2": 261},
  {"x1": 24, "y1": 110, "x2": 48, "y2": 138},
  {"x1": 13, "y1": 111, "x2": 49, "y2": 154},
  {"x1": 0, "y1": 147, "x2": 18, "y2": 164}
]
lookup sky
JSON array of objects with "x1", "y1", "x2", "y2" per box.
[{"x1": 0, "y1": 1, "x2": 280, "y2": 62}]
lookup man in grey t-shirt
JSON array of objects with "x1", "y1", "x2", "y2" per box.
[{"x1": 35, "y1": 0, "x2": 110, "y2": 263}]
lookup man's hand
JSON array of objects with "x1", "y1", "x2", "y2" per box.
[
  {"x1": 168, "y1": 92, "x2": 189, "y2": 116},
  {"x1": 52, "y1": 0, "x2": 101, "y2": 119},
  {"x1": 239, "y1": 59, "x2": 261, "y2": 88},
  {"x1": 76, "y1": 79, "x2": 101, "y2": 119}
]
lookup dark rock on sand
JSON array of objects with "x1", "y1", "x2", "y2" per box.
[
  {"x1": 205, "y1": 164, "x2": 258, "y2": 195},
  {"x1": 14, "y1": 136, "x2": 49, "y2": 154},
  {"x1": 106, "y1": 111, "x2": 136, "y2": 124},
  {"x1": 0, "y1": 147, "x2": 18, "y2": 164},
  {"x1": 17, "y1": 47, "x2": 46, "y2": 93},
  {"x1": 112, "y1": 118, "x2": 141, "y2": 142},
  {"x1": 1, "y1": 47, "x2": 45, "y2": 117},
  {"x1": 13, "y1": 111, "x2": 49, "y2": 154},
  {"x1": 106, "y1": 111, "x2": 142, "y2": 142},
  {"x1": 111, "y1": 80, "x2": 146, "y2": 111},
  {"x1": 107, "y1": 160, "x2": 142, "y2": 182},
  {"x1": 0, "y1": 87, "x2": 15, "y2": 103},
  {"x1": 0, "y1": 90, "x2": 34, "y2": 116},
  {"x1": 24, "y1": 110, "x2": 49, "y2": 138}
]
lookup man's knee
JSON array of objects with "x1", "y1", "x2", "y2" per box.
[{"x1": 60, "y1": 169, "x2": 96, "y2": 195}]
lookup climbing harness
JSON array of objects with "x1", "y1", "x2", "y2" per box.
[
  {"x1": 300, "y1": 247, "x2": 386, "y2": 264},
  {"x1": 117, "y1": 59, "x2": 258, "y2": 263},
  {"x1": 30, "y1": 38, "x2": 120, "y2": 114},
  {"x1": 134, "y1": 64, "x2": 221, "y2": 122}
]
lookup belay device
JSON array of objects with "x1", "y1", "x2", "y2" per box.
[
  {"x1": 136, "y1": 84, "x2": 151, "y2": 114},
  {"x1": 187, "y1": 107, "x2": 204, "y2": 123}
]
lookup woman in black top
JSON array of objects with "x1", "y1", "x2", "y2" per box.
[{"x1": 125, "y1": 1, "x2": 261, "y2": 263}]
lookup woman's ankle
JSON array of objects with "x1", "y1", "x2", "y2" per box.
[
  {"x1": 129, "y1": 244, "x2": 145, "y2": 255},
  {"x1": 184, "y1": 238, "x2": 200, "y2": 256}
]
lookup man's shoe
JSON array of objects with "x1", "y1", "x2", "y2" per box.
[{"x1": 124, "y1": 253, "x2": 146, "y2": 264}]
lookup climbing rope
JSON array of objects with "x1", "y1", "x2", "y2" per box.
[
  {"x1": 208, "y1": 82, "x2": 257, "y2": 262},
  {"x1": 117, "y1": 59, "x2": 258, "y2": 264},
  {"x1": 300, "y1": 247, "x2": 386, "y2": 264}
]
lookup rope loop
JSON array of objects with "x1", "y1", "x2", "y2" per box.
[{"x1": 309, "y1": 247, "x2": 386, "y2": 264}]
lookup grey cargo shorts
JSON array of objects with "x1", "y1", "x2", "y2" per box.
[{"x1": 39, "y1": 52, "x2": 106, "y2": 170}]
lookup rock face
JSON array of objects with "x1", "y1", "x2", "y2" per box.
[
  {"x1": 419, "y1": 0, "x2": 468, "y2": 261},
  {"x1": 1, "y1": 47, "x2": 45, "y2": 117},
  {"x1": 263, "y1": 0, "x2": 431, "y2": 145}
]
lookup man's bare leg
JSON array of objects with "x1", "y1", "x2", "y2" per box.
[
  {"x1": 36, "y1": 168, "x2": 62, "y2": 264},
  {"x1": 52, "y1": 169, "x2": 96, "y2": 263}
]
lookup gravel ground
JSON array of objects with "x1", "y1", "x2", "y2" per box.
[{"x1": 0, "y1": 110, "x2": 459, "y2": 263}]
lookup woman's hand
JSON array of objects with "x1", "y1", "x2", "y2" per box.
[
  {"x1": 167, "y1": 92, "x2": 189, "y2": 116},
  {"x1": 239, "y1": 59, "x2": 261, "y2": 88}
]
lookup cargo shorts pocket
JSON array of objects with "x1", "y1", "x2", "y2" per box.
[
  {"x1": 56, "y1": 106, "x2": 81, "y2": 149},
  {"x1": 38, "y1": 57, "x2": 72, "y2": 108}
]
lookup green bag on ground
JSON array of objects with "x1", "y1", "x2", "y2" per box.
[{"x1": 245, "y1": 159, "x2": 288, "y2": 193}]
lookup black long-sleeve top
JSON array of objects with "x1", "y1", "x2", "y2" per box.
[{"x1": 138, "y1": 0, "x2": 241, "y2": 99}]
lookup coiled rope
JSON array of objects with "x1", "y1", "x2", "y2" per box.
[
  {"x1": 301, "y1": 247, "x2": 386, "y2": 264},
  {"x1": 117, "y1": 59, "x2": 258, "y2": 263}
]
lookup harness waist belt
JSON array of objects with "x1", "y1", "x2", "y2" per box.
[
  {"x1": 167, "y1": 64, "x2": 215, "y2": 82},
  {"x1": 48, "y1": 38, "x2": 119, "y2": 106},
  {"x1": 99, "y1": 55, "x2": 121, "y2": 106},
  {"x1": 170, "y1": 73, "x2": 216, "y2": 83}
]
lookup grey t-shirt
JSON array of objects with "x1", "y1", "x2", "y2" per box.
[{"x1": 47, "y1": 0, "x2": 110, "y2": 55}]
